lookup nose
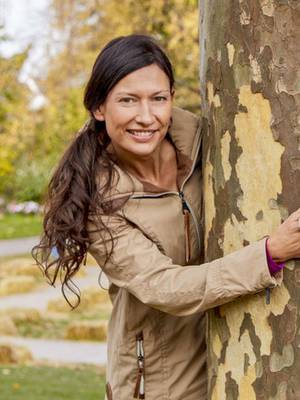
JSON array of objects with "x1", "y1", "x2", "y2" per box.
[{"x1": 135, "y1": 101, "x2": 155, "y2": 125}]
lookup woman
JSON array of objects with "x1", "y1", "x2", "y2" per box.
[{"x1": 33, "y1": 35, "x2": 300, "y2": 400}]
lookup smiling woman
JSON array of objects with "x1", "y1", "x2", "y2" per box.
[
  {"x1": 32, "y1": 34, "x2": 300, "y2": 400},
  {"x1": 93, "y1": 64, "x2": 177, "y2": 189},
  {"x1": 94, "y1": 64, "x2": 173, "y2": 160}
]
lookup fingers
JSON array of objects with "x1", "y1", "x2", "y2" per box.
[
  {"x1": 291, "y1": 208, "x2": 300, "y2": 219},
  {"x1": 285, "y1": 208, "x2": 300, "y2": 225},
  {"x1": 291, "y1": 209, "x2": 300, "y2": 228},
  {"x1": 290, "y1": 217, "x2": 300, "y2": 232}
]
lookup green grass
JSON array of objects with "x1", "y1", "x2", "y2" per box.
[
  {"x1": 0, "y1": 214, "x2": 42, "y2": 240},
  {"x1": 0, "y1": 365, "x2": 105, "y2": 400}
]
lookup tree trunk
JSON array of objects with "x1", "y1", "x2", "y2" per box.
[{"x1": 199, "y1": 1, "x2": 300, "y2": 398}]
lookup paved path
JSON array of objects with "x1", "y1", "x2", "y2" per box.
[
  {"x1": 0, "y1": 266, "x2": 108, "y2": 311},
  {"x1": 0, "y1": 336, "x2": 107, "y2": 365},
  {"x1": 0, "y1": 236, "x2": 40, "y2": 257},
  {"x1": 0, "y1": 237, "x2": 109, "y2": 366}
]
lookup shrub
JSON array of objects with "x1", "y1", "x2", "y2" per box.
[
  {"x1": 2, "y1": 308, "x2": 42, "y2": 323},
  {"x1": 47, "y1": 286, "x2": 110, "y2": 313},
  {"x1": 0, "y1": 344, "x2": 32, "y2": 364},
  {"x1": 0, "y1": 258, "x2": 42, "y2": 280},
  {"x1": 0, "y1": 276, "x2": 37, "y2": 296},
  {"x1": 0, "y1": 316, "x2": 18, "y2": 336},
  {"x1": 64, "y1": 320, "x2": 107, "y2": 341}
]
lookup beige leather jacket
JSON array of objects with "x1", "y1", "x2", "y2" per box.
[{"x1": 88, "y1": 107, "x2": 281, "y2": 400}]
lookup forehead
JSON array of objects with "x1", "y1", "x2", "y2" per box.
[{"x1": 111, "y1": 64, "x2": 170, "y2": 95}]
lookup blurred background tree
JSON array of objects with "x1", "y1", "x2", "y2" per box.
[
  {"x1": 0, "y1": 0, "x2": 199, "y2": 205},
  {"x1": 0, "y1": 44, "x2": 29, "y2": 194}
]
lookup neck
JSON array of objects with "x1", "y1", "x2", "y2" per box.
[{"x1": 111, "y1": 142, "x2": 164, "y2": 182}]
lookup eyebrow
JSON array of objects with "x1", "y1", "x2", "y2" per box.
[{"x1": 115, "y1": 90, "x2": 170, "y2": 96}]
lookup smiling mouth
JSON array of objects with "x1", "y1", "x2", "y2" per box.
[{"x1": 127, "y1": 129, "x2": 157, "y2": 138}]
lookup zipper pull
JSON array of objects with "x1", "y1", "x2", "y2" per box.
[
  {"x1": 265, "y1": 287, "x2": 271, "y2": 305},
  {"x1": 134, "y1": 371, "x2": 144, "y2": 399},
  {"x1": 179, "y1": 192, "x2": 191, "y2": 263},
  {"x1": 134, "y1": 332, "x2": 145, "y2": 399},
  {"x1": 179, "y1": 191, "x2": 189, "y2": 212}
]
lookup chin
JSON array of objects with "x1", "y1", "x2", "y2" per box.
[
  {"x1": 126, "y1": 140, "x2": 161, "y2": 157},
  {"x1": 129, "y1": 146, "x2": 157, "y2": 157}
]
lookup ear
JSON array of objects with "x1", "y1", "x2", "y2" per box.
[
  {"x1": 170, "y1": 88, "x2": 175, "y2": 99},
  {"x1": 93, "y1": 107, "x2": 105, "y2": 121}
]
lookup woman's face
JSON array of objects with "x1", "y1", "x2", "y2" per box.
[{"x1": 94, "y1": 64, "x2": 173, "y2": 159}]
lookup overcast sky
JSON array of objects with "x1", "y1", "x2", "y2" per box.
[
  {"x1": 0, "y1": 0, "x2": 49, "y2": 57},
  {"x1": 0, "y1": 0, "x2": 50, "y2": 105},
  {"x1": 1, "y1": 0, "x2": 49, "y2": 81}
]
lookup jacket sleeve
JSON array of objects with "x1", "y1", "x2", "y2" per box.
[{"x1": 88, "y1": 215, "x2": 282, "y2": 317}]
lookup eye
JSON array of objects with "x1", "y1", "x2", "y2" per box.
[
  {"x1": 153, "y1": 96, "x2": 168, "y2": 102},
  {"x1": 119, "y1": 97, "x2": 136, "y2": 103}
]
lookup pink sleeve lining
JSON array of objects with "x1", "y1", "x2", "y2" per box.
[{"x1": 266, "y1": 238, "x2": 285, "y2": 276}]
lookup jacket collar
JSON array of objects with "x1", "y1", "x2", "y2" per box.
[{"x1": 168, "y1": 106, "x2": 201, "y2": 162}]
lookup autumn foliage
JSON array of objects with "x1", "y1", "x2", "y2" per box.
[{"x1": 0, "y1": 0, "x2": 199, "y2": 202}]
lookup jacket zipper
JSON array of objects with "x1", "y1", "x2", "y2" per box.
[
  {"x1": 134, "y1": 331, "x2": 145, "y2": 399},
  {"x1": 179, "y1": 191, "x2": 191, "y2": 263},
  {"x1": 131, "y1": 191, "x2": 201, "y2": 260}
]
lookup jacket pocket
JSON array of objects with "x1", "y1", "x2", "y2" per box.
[
  {"x1": 133, "y1": 331, "x2": 145, "y2": 399},
  {"x1": 106, "y1": 382, "x2": 113, "y2": 400}
]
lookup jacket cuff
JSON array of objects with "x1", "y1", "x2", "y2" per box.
[{"x1": 219, "y1": 237, "x2": 282, "y2": 299}]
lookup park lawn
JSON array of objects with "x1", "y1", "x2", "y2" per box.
[
  {"x1": 0, "y1": 364, "x2": 105, "y2": 400},
  {"x1": 0, "y1": 214, "x2": 42, "y2": 240}
]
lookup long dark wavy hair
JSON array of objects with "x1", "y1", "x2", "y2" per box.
[{"x1": 32, "y1": 34, "x2": 175, "y2": 307}]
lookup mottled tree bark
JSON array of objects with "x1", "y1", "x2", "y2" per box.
[{"x1": 199, "y1": 1, "x2": 300, "y2": 399}]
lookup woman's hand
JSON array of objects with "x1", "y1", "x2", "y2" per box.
[{"x1": 267, "y1": 208, "x2": 300, "y2": 263}]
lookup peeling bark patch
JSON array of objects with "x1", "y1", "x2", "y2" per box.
[
  {"x1": 268, "y1": 302, "x2": 298, "y2": 351},
  {"x1": 239, "y1": 2, "x2": 251, "y2": 25},
  {"x1": 294, "y1": 269, "x2": 300, "y2": 287},
  {"x1": 289, "y1": 156, "x2": 300, "y2": 171},
  {"x1": 269, "y1": 382, "x2": 288, "y2": 400},
  {"x1": 239, "y1": 312, "x2": 262, "y2": 360},
  {"x1": 239, "y1": 365, "x2": 257, "y2": 399},
  {"x1": 244, "y1": 353, "x2": 250, "y2": 374},
  {"x1": 261, "y1": 0, "x2": 275, "y2": 16},
  {"x1": 238, "y1": 104, "x2": 248, "y2": 113},
  {"x1": 227, "y1": 42, "x2": 235, "y2": 67},
  {"x1": 268, "y1": 198, "x2": 280, "y2": 210},
  {"x1": 285, "y1": 259, "x2": 295, "y2": 271},
  {"x1": 203, "y1": 147, "x2": 216, "y2": 250},
  {"x1": 208, "y1": 308, "x2": 231, "y2": 399},
  {"x1": 221, "y1": 130, "x2": 232, "y2": 182},
  {"x1": 210, "y1": 308, "x2": 231, "y2": 363},
  {"x1": 256, "y1": 210, "x2": 264, "y2": 220},
  {"x1": 208, "y1": 82, "x2": 221, "y2": 107},
  {"x1": 249, "y1": 55, "x2": 262, "y2": 83},
  {"x1": 225, "y1": 371, "x2": 239, "y2": 399},
  {"x1": 270, "y1": 344, "x2": 294, "y2": 372},
  {"x1": 255, "y1": 360, "x2": 263, "y2": 378},
  {"x1": 223, "y1": 214, "x2": 244, "y2": 254}
]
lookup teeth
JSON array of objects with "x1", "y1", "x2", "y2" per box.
[{"x1": 128, "y1": 130, "x2": 155, "y2": 137}]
